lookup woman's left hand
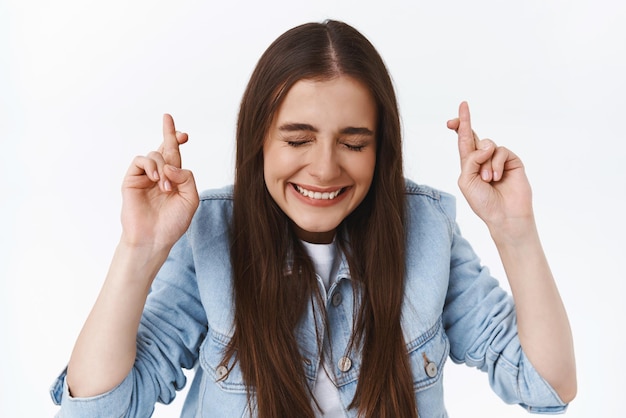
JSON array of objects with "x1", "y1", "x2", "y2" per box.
[
  {"x1": 447, "y1": 102, "x2": 534, "y2": 235},
  {"x1": 447, "y1": 103, "x2": 577, "y2": 403}
]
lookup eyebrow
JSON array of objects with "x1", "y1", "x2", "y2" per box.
[
  {"x1": 279, "y1": 123, "x2": 318, "y2": 133},
  {"x1": 278, "y1": 123, "x2": 374, "y2": 136},
  {"x1": 340, "y1": 126, "x2": 374, "y2": 136}
]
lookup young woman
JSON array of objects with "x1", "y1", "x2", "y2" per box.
[{"x1": 51, "y1": 20, "x2": 576, "y2": 417}]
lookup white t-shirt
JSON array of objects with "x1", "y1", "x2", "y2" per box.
[{"x1": 301, "y1": 240, "x2": 346, "y2": 418}]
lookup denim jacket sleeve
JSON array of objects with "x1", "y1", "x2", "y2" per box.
[
  {"x1": 438, "y1": 191, "x2": 568, "y2": 414},
  {"x1": 50, "y1": 231, "x2": 207, "y2": 418}
]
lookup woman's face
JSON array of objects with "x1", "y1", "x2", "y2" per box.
[{"x1": 263, "y1": 75, "x2": 377, "y2": 243}]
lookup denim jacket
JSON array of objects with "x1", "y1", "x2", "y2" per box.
[{"x1": 51, "y1": 180, "x2": 567, "y2": 417}]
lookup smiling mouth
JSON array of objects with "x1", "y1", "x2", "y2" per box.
[{"x1": 294, "y1": 184, "x2": 344, "y2": 200}]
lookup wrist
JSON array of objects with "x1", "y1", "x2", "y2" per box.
[
  {"x1": 118, "y1": 231, "x2": 175, "y2": 255},
  {"x1": 108, "y1": 240, "x2": 171, "y2": 288},
  {"x1": 487, "y1": 215, "x2": 539, "y2": 247}
]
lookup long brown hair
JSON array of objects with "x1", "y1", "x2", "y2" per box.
[{"x1": 226, "y1": 20, "x2": 415, "y2": 417}]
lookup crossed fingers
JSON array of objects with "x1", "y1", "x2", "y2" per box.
[{"x1": 447, "y1": 102, "x2": 503, "y2": 182}]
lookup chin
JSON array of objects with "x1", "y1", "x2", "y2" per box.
[{"x1": 292, "y1": 222, "x2": 339, "y2": 243}]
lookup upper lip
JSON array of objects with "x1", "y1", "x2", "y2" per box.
[{"x1": 292, "y1": 183, "x2": 346, "y2": 193}]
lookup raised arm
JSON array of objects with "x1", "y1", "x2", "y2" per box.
[
  {"x1": 66, "y1": 114, "x2": 199, "y2": 397},
  {"x1": 446, "y1": 102, "x2": 577, "y2": 403}
]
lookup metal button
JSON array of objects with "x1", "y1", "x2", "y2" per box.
[
  {"x1": 216, "y1": 365, "x2": 228, "y2": 381},
  {"x1": 425, "y1": 361, "x2": 438, "y2": 378},
  {"x1": 331, "y1": 291, "x2": 343, "y2": 307},
  {"x1": 338, "y1": 356, "x2": 352, "y2": 372}
]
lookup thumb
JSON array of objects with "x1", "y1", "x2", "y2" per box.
[
  {"x1": 164, "y1": 165, "x2": 199, "y2": 199},
  {"x1": 459, "y1": 140, "x2": 495, "y2": 182},
  {"x1": 471, "y1": 140, "x2": 496, "y2": 164}
]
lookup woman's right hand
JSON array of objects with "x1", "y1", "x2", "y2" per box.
[
  {"x1": 120, "y1": 114, "x2": 199, "y2": 251},
  {"x1": 66, "y1": 114, "x2": 199, "y2": 398}
]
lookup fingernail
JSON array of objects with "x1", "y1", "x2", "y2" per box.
[
  {"x1": 480, "y1": 141, "x2": 492, "y2": 150},
  {"x1": 481, "y1": 170, "x2": 491, "y2": 181},
  {"x1": 153, "y1": 171, "x2": 159, "y2": 180},
  {"x1": 164, "y1": 180, "x2": 172, "y2": 191}
]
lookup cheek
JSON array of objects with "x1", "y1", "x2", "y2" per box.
[
  {"x1": 263, "y1": 149, "x2": 294, "y2": 197},
  {"x1": 264, "y1": 156, "x2": 284, "y2": 184},
  {"x1": 264, "y1": 147, "x2": 301, "y2": 182},
  {"x1": 353, "y1": 153, "x2": 376, "y2": 182},
  {"x1": 262, "y1": 146, "x2": 280, "y2": 183}
]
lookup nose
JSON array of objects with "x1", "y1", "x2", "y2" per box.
[{"x1": 307, "y1": 141, "x2": 341, "y2": 182}]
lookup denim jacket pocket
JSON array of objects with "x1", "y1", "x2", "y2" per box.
[
  {"x1": 407, "y1": 316, "x2": 449, "y2": 391},
  {"x1": 197, "y1": 328, "x2": 254, "y2": 417},
  {"x1": 199, "y1": 328, "x2": 249, "y2": 394}
]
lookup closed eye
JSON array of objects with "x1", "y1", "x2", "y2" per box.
[
  {"x1": 282, "y1": 133, "x2": 316, "y2": 147},
  {"x1": 287, "y1": 140, "x2": 311, "y2": 147},
  {"x1": 341, "y1": 136, "x2": 373, "y2": 152},
  {"x1": 343, "y1": 143, "x2": 366, "y2": 152}
]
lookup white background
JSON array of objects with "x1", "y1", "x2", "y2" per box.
[{"x1": 1, "y1": 0, "x2": 625, "y2": 417}]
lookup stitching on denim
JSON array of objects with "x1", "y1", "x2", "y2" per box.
[{"x1": 405, "y1": 316, "x2": 443, "y2": 352}]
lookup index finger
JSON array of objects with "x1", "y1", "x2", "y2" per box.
[{"x1": 161, "y1": 113, "x2": 182, "y2": 168}]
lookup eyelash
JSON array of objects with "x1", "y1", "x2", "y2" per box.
[
  {"x1": 285, "y1": 139, "x2": 366, "y2": 152},
  {"x1": 287, "y1": 140, "x2": 311, "y2": 148},
  {"x1": 343, "y1": 143, "x2": 366, "y2": 152}
]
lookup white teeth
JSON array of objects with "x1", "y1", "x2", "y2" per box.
[{"x1": 296, "y1": 185, "x2": 342, "y2": 200}]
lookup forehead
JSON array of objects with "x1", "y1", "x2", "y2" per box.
[{"x1": 273, "y1": 76, "x2": 377, "y2": 128}]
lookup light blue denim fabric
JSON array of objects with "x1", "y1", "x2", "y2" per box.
[{"x1": 50, "y1": 180, "x2": 567, "y2": 417}]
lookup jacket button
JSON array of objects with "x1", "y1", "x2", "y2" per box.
[
  {"x1": 216, "y1": 365, "x2": 228, "y2": 381},
  {"x1": 425, "y1": 361, "x2": 438, "y2": 378},
  {"x1": 331, "y1": 292, "x2": 343, "y2": 307},
  {"x1": 338, "y1": 356, "x2": 352, "y2": 372}
]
